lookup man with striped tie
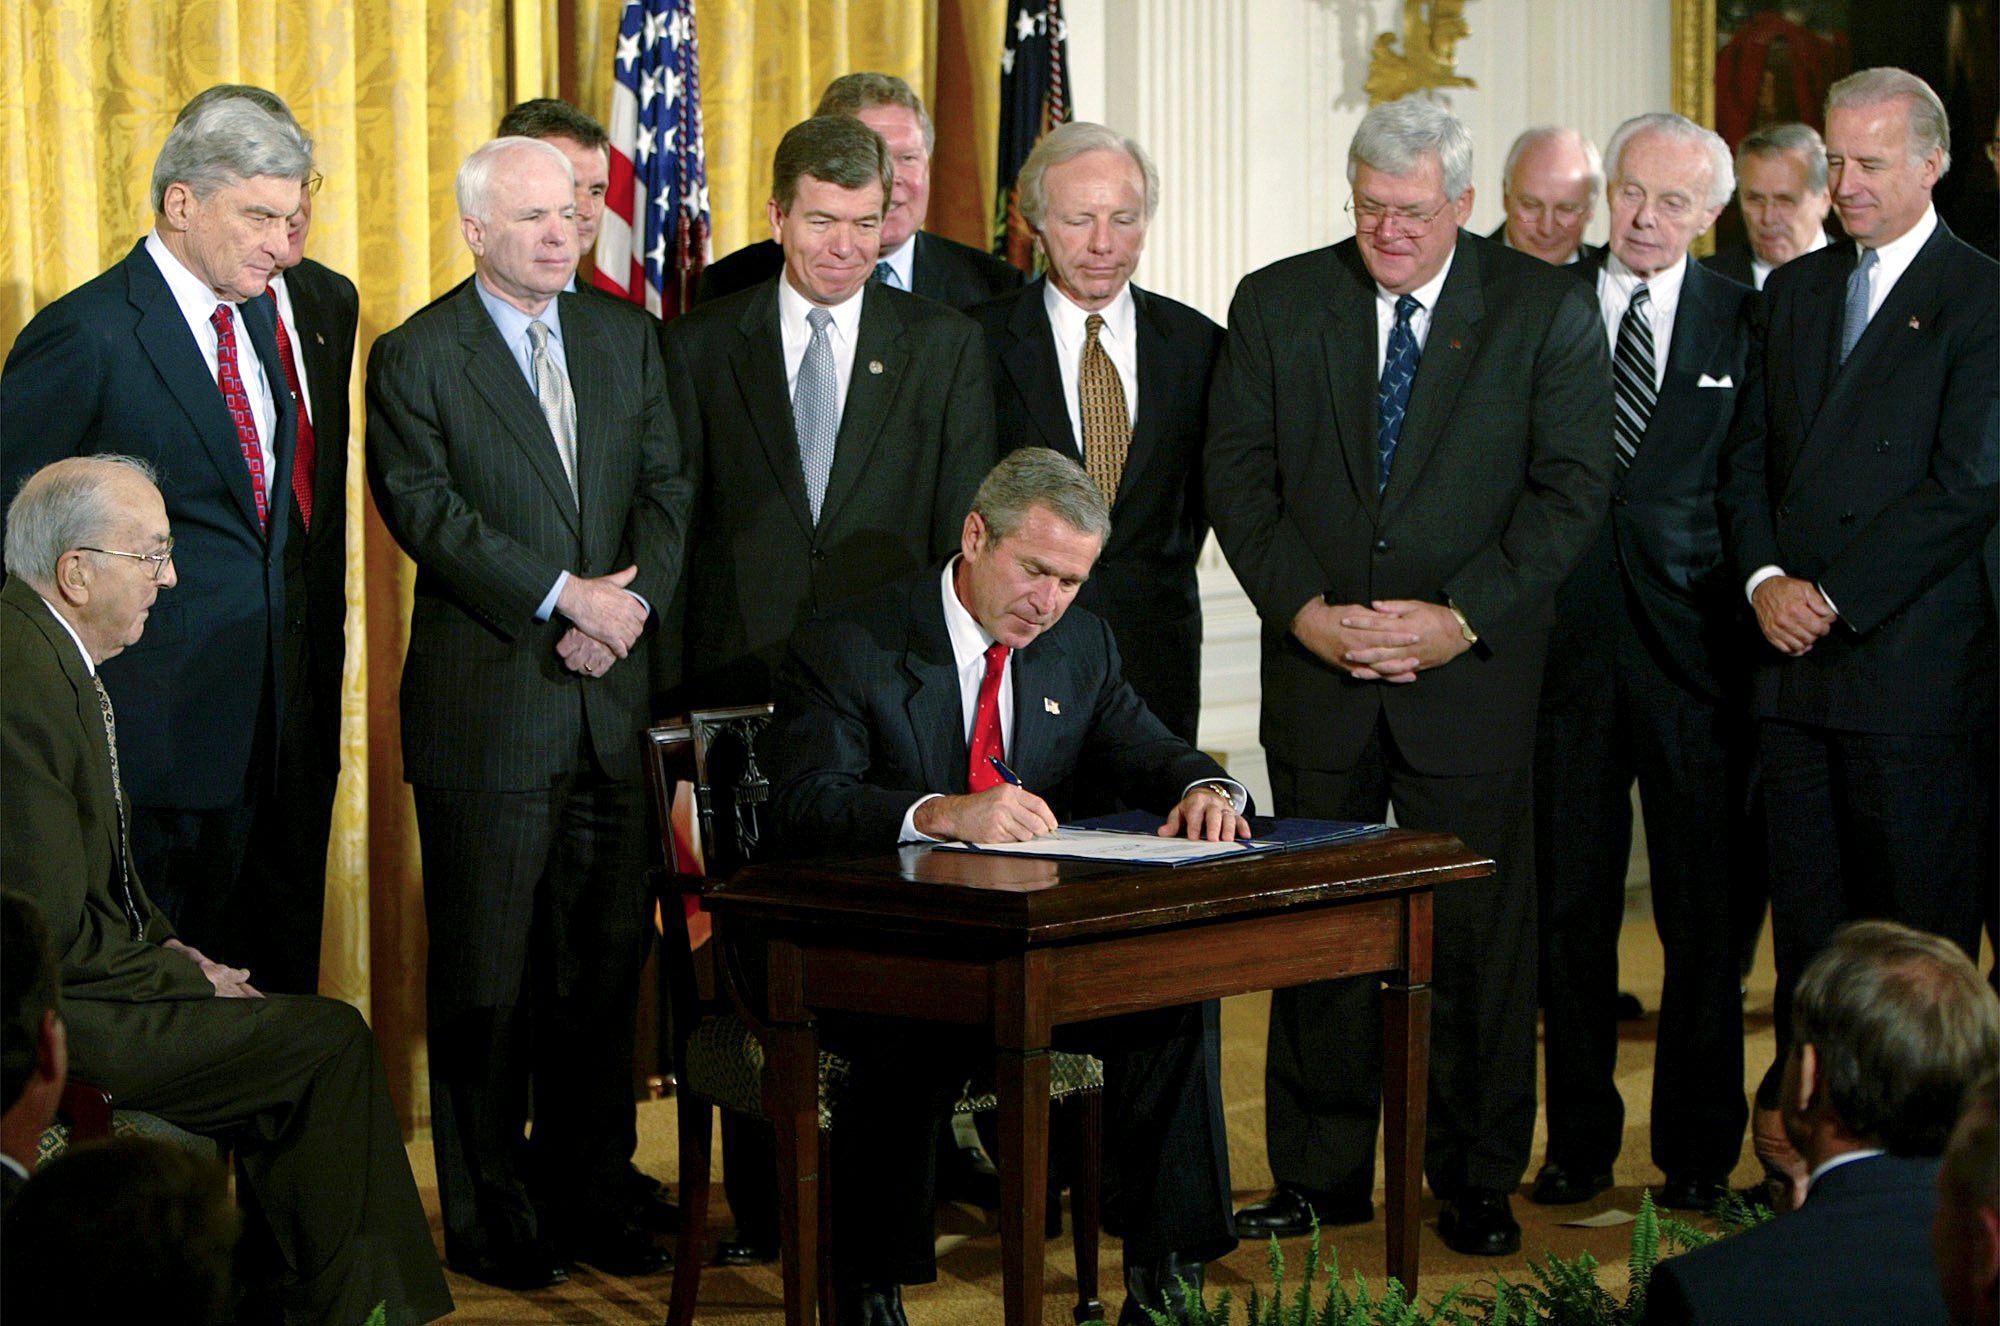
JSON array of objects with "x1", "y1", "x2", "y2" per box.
[{"x1": 1531, "y1": 112, "x2": 1758, "y2": 1214}]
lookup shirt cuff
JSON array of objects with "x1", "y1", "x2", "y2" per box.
[
  {"x1": 536, "y1": 571, "x2": 570, "y2": 622},
  {"x1": 1183, "y1": 779, "x2": 1249, "y2": 815},
  {"x1": 1744, "y1": 565, "x2": 1785, "y2": 605},
  {"x1": 1816, "y1": 583, "x2": 1839, "y2": 618},
  {"x1": 899, "y1": 793, "x2": 945, "y2": 843}
]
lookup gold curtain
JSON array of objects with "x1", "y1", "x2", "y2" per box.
[{"x1": 2, "y1": 0, "x2": 999, "y2": 1136}]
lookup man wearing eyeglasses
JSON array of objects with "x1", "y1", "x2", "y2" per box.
[
  {"x1": 1532, "y1": 112, "x2": 1758, "y2": 1216},
  {"x1": 1494, "y1": 125, "x2": 1603, "y2": 267},
  {"x1": 1209, "y1": 94, "x2": 1611, "y2": 1258}
]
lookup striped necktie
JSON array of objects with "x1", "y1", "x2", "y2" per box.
[{"x1": 1613, "y1": 284, "x2": 1656, "y2": 469}]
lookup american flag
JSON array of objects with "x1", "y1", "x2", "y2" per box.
[
  {"x1": 993, "y1": 0, "x2": 1070, "y2": 271},
  {"x1": 595, "y1": 0, "x2": 710, "y2": 317}
]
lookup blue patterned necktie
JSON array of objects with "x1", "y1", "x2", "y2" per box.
[
  {"x1": 794, "y1": 306, "x2": 838, "y2": 523},
  {"x1": 1377, "y1": 293, "x2": 1421, "y2": 494},
  {"x1": 1839, "y1": 247, "x2": 1878, "y2": 364},
  {"x1": 873, "y1": 261, "x2": 896, "y2": 288},
  {"x1": 1612, "y1": 284, "x2": 1656, "y2": 469}
]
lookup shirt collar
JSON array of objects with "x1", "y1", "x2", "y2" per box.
[
  {"x1": 1376, "y1": 247, "x2": 1455, "y2": 316},
  {"x1": 1862, "y1": 203, "x2": 1937, "y2": 272},
  {"x1": 37, "y1": 595, "x2": 97, "y2": 676},
  {"x1": 1804, "y1": 1147, "x2": 1886, "y2": 1197},
  {"x1": 878, "y1": 233, "x2": 917, "y2": 290},
  {"x1": 144, "y1": 229, "x2": 238, "y2": 325},
  {"x1": 939, "y1": 556, "x2": 1000, "y2": 674},
  {"x1": 474, "y1": 275, "x2": 563, "y2": 349},
  {"x1": 1603, "y1": 247, "x2": 1689, "y2": 307},
  {"x1": 778, "y1": 270, "x2": 867, "y2": 342},
  {"x1": 1043, "y1": 278, "x2": 1136, "y2": 348}
]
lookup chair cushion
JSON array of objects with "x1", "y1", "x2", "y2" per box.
[
  {"x1": 955, "y1": 1052, "x2": 1105, "y2": 1113},
  {"x1": 37, "y1": 1111, "x2": 222, "y2": 1168}
]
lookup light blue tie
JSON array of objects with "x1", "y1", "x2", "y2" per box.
[
  {"x1": 1840, "y1": 247, "x2": 1878, "y2": 364},
  {"x1": 873, "y1": 261, "x2": 896, "y2": 288},
  {"x1": 795, "y1": 307, "x2": 838, "y2": 523},
  {"x1": 1377, "y1": 294, "x2": 1421, "y2": 494}
]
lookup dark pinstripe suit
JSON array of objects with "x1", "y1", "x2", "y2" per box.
[{"x1": 366, "y1": 278, "x2": 691, "y2": 1261}]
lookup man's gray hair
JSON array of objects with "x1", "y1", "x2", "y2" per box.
[
  {"x1": 150, "y1": 94, "x2": 312, "y2": 213},
  {"x1": 1604, "y1": 112, "x2": 1735, "y2": 211},
  {"x1": 816, "y1": 72, "x2": 936, "y2": 154},
  {"x1": 971, "y1": 448, "x2": 1111, "y2": 545},
  {"x1": 456, "y1": 136, "x2": 577, "y2": 223},
  {"x1": 1792, "y1": 920, "x2": 2000, "y2": 1156},
  {"x1": 1502, "y1": 126, "x2": 1605, "y2": 200},
  {"x1": 1736, "y1": 121, "x2": 1829, "y2": 195},
  {"x1": 1347, "y1": 95, "x2": 1474, "y2": 201},
  {"x1": 1828, "y1": 66, "x2": 1953, "y2": 176},
  {"x1": 1017, "y1": 122, "x2": 1160, "y2": 230},
  {"x1": 175, "y1": 83, "x2": 304, "y2": 138},
  {"x1": 4, "y1": 456, "x2": 163, "y2": 586}
]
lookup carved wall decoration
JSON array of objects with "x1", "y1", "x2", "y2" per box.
[{"x1": 1365, "y1": 0, "x2": 1477, "y2": 104}]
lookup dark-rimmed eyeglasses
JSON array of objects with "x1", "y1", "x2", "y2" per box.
[
  {"x1": 77, "y1": 538, "x2": 175, "y2": 581},
  {"x1": 1345, "y1": 196, "x2": 1453, "y2": 236}
]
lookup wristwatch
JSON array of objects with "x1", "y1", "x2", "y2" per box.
[{"x1": 1445, "y1": 602, "x2": 1478, "y2": 645}]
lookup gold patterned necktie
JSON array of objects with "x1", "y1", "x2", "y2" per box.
[
  {"x1": 88, "y1": 673, "x2": 148, "y2": 939},
  {"x1": 1078, "y1": 313, "x2": 1131, "y2": 499}
]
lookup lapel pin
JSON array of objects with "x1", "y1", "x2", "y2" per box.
[
  {"x1": 1449, "y1": 338, "x2": 1462, "y2": 350},
  {"x1": 1043, "y1": 697, "x2": 1061, "y2": 715},
  {"x1": 868, "y1": 359, "x2": 884, "y2": 374},
  {"x1": 1908, "y1": 316, "x2": 1921, "y2": 330},
  {"x1": 314, "y1": 331, "x2": 326, "y2": 345}
]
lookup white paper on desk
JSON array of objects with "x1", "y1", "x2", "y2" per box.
[{"x1": 934, "y1": 827, "x2": 1251, "y2": 866}]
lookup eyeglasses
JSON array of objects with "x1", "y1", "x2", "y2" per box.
[
  {"x1": 77, "y1": 537, "x2": 175, "y2": 581},
  {"x1": 1613, "y1": 182, "x2": 1697, "y2": 221},
  {"x1": 1345, "y1": 196, "x2": 1453, "y2": 236},
  {"x1": 1508, "y1": 199, "x2": 1590, "y2": 224},
  {"x1": 305, "y1": 172, "x2": 325, "y2": 196}
]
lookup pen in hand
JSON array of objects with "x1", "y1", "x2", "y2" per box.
[{"x1": 988, "y1": 756, "x2": 1025, "y2": 788}]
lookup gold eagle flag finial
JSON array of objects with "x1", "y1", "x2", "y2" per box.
[{"x1": 1365, "y1": 0, "x2": 1477, "y2": 105}]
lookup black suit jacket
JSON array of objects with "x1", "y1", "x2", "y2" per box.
[
  {"x1": 272, "y1": 258, "x2": 358, "y2": 780},
  {"x1": 972, "y1": 280, "x2": 1220, "y2": 742},
  {"x1": 1545, "y1": 256, "x2": 1757, "y2": 705},
  {"x1": 660, "y1": 279, "x2": 996, "y2": 707},
  {"x1": 765, "y1": 566, "x2": 1229, "y2": 854},
  {"x1": 1719, "y1": 220, "x2": 1998, "y2": 734},
  {"x1": 1644, "y1": 1154, "x2": 1949, "y2": 1326},
  {"x1": 1205, "y1": 232, "x2": 1613, "y2": 775},
  {"x1": 365, "y1": 280, "x2": 691, "y2": 789},
  {"x1": 0, "y1": 241, "x2": 298, "y2": 810},
  {"x1": 1701, "y1": 244, "x2": 1757, "y2": 288},
  {"x1": 695, "y1": 231, "x2": 1023, "y2": 309}
]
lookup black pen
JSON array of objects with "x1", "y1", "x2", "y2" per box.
[{"x1": 988, "y1": 756, "x2": 1025, "y2": 788}]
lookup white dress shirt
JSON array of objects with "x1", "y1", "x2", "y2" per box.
[
  {"x1": 144, "y1": 230, "x2": 277, "y2": 489},
  {"x1": 1373, "y1": 251, "x2": 1456, "y2": 372},
  {"x1": 875, "y1": 234, "x2": 917, "y2": 291},
  {"x1": 38, "y1": 597, "x2": 97, "y2": 675},
  {"x1": 779, "y1": 272, "x2": 864, "y2": 411},
  {"x1": 1044, "y1": 279, "x2": 1139, "y2": 450},
  {"x1": 1803, "y1": 1148, "x2": 1885, "y2": 1198},
  {"x1": 265, "y1": 270, "x2": 317, "y2": 427},
  {"x1": 1597, "y1": 250, "x2": 1689, "y2": 393}
]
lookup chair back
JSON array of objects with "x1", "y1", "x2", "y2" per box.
[{"x1": 644, "y1": 704, "x2": 774, "y2": 888}]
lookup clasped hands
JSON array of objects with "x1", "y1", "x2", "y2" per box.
[
  {"x1": 163, "y1": 938, "x2": 261, "y2": 999},
  {"x1": 1751, "y1": 575, "x2": 1836, "y2": 656},
  {"x1": 913, "y1": 784, "x2": 1251, "y2": 845},
  {"x1": 555, "y1": 564, "x2": 647, "y2": 677},
  {"x1": 1292, "y1": 597, "x2": 1469, "y2": 682}
]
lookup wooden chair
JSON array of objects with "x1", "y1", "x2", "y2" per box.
[{"x1": 646, "y1": 709, "x2": 1108, "y2": 1325}]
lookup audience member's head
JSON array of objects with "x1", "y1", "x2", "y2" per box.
[
  {"x1": 1, "y1": 1135, "x2": 239, "y2": 1325},
  {"x1": 1499, "y1": 125, "x2": 1602, "y2": 263},
  {"x1": 1825, "y1": 67, "x2": 1951, "y2": 249},
  {"x1": 150, "y1": 91, "x2": 312, "y2": 302},
  {"x1": 174, "y1": 84, "x2": 319, "y2": 273},
  {"x1": 1345, "y1": 95, "x2": 1476, "y2": 297},
  {"x1": 1, "y1": 891, "x2": 64, "y2": 1174},
  {"x1": 497, "y1": 98, "x2": 612, "y2": 257},
  {"x1": 1016, "y1": 121, "x2": 1159, "y2": 312},
  {"x1": 1935, "y1": 1075, "x2": 2000, "y2": 1326},
  {"x1": 767, "y1": 115, "x2": 893, "y2": 308},
  {"x1": 1733, "y1": 122, "x2": 1832, "y2": 269},
  {"x1": 814, "y1": 72, "x2": 934, "y2": 251},
  {"x1": 954, "y1": 448, "x2": 1111, "y2": 652},
  {"x1": 456, "y1": 136, "x2": 579, "y2": 314},
  {"x1": 3, "y1": 456, "x2": 176, "y2": 666}
]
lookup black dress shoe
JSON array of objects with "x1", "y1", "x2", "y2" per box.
[
  {"x1": 1657, "y1": 1177, "x2": 1731, "y2": 1212},
  {"x1": 714, "y1": 1233, "x2": 779, "y2": 1266},
  {"x1": 569, "y1": 1222, "x2": 671, "y2": 1276},
  {"x1": 625, "y1": 1164, "x2": 680, "y2": 1233},
  {"x1": 1437, "y1": 1188, "x2": 1521, "y2": 1256},
  {"x1": 1529, "y1": 1163, "x2": 1614, "y2": 1206},
  {"x1": 835, "y1": 1283, "x2": 909, "y2": 1326},
  {"x1": 1232, "y1": 1186, "x2": 1372, "y2": 1238},
  {"x1": 1119, "y1": 1253, "x2": 1204, "y2": 1325},
  {"x1": 449, "y1": 1238, "x2": 570, "y2": 1291}
]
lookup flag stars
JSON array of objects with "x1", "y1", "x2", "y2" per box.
[
  {"x1": 616, "y1": 32, "x2": 640, "y2": 71},
  {"x1": 667, "y1": 11, "x2": 692, "y2": 45},
  {"x1": 1014, "y1": 9, "x2": 1038, "y2": 42},
  {"x1": 663, "y1": 68, "x2": 686, "y2": 105}
]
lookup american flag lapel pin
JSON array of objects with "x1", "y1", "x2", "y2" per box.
[
  {"x1": 1908, "y1": 316, "x2": 1921, "y2": 330},
  {"x1": 1044, "y1": 697, "x2": 1061, "y2": 715},
  {"x1": 315, "y1": 331, "x2": 326, "y2": 345}
]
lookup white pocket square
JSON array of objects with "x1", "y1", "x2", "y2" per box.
[{"x1": 1697, "y1": 373, "x2": 1733, "y2": 388}]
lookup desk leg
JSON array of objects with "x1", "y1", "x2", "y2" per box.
[
  {"x1": 997, "y1": 1047, "x2": 1052, "y2": 1326},
  {"x1": 1382, "y1": 977, "x2": 1430, "y2": 1294},
  {"x1": 769, "y1": 1022, "x2": 820, "y2": 1325}
]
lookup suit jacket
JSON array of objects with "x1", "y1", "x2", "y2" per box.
[
  {"x1": 695, "y1": 231, "x2": 1024, "y2": 310},
  {"x1": 0, "y1": 577, "x2": 210, "y2": 1007},
  {"x1": 660, "y1": 279, "x2": 997, "y2": 707},
  {"x1": 1485, "y1": 221, "x2": 1600, "y2": 272},
  {"x1": 766, "y1": 566, "x2": 1229, "y2": 854},
  {"x1": 1544, "y1": 256, "x2": 1758, "y2": 706},
  {"x1": 973, "y1": 280, "x2": 1220, "y2": 742},
  {"x1": 1718, "y1": 219, "x2": 1998, "y2": 734},
  {"x1": 1205, "y1": 232, "x2": 1613, "y2": 775},
  {"x1": 1644, "y1": 1153, "x2": 1949, "y2": 1326},
  {"x1": 365, "y1": 280, "x2": 691, "y2": 789},
  {"x1": 0, "y1": 241, "x2": 298, "y2": 810},
  {"x1": 1701, "y1": 243, "x2": 1757, "y2": 288},
  {"x1": 273, "y1": 257, "x2": 358, "y2": 780}
]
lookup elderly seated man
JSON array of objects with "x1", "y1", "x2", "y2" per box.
[
  {"x1": 762, "y1": 448, "x2": 1244, "y2": 1326},
  {"x1": 0, "y1": 456, "x2": 451, "y2": 1326}
]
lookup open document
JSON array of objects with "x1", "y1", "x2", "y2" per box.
[{"x1": 931, "y1": 815, "x2": 1384, "y2": 868}]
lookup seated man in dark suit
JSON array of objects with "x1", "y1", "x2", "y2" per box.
[
  {"x1": 0, "y1": 456, "x2": 452, "y2": 1326},
  {"x1": 764, "y1": 447, "x2": 1245, "y2": 1326},
  {"x1": 1644, "y1": 921, "x2": 2000, "y2": 1326},
  {"x1": 697, "y1": 72, "x2": 1022, "y2": 308},
  {"x1": 1, "y1": 891, "x2": 65, "y2": 1206}
]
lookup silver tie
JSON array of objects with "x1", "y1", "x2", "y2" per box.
[
  {"x1": 794, "y1": 307, "x2": 839, "y2": 523},
  {"x1": 528, "y1": 320, "x2": 579, "y2": 501},
  {"x1": 1840, "y1": 247, "x2": 1878, "y2": 364}
]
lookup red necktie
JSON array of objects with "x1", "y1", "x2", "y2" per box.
[
  {"x1": 209, "y1": 304, "x2": 268, "y2": 531},
  {"x1": 966, "y1": 642, "x2": 1009, "y2": 792},
  {"x1": 270, "y1": 300, "x2": 317, "y2": 530}
]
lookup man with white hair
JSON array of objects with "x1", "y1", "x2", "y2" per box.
[
  {"x1": 1704, "y1": 122, "x2": 1834, "y2": 290},
  {"x1": 1493, "y1": 125, "x2": 1604, "y2": 266},
  {"x1": 366, "y1": 136, "x2": 691, "y2": 1289},
  {"x1": 1719, "y1": 67, "x2": 1996, "y2": 1169},
  {"x1": 1532, "y1": 112, "x2": 1759, "y2": 1213},
  {"x1": 1210, "y1": 94, "x2": 1612, "y2": 1256}
]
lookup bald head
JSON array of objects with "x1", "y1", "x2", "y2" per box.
[
  {"x1": 3, "y1": 457, "x2": 176, "y2": 664},
  {"x1": 1501, "y1": 127, "x2": 1602, "y2": 264}
]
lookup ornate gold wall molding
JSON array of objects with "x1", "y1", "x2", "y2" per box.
[
  {"x1": 1365, "y1": 0, "x2": 1475, "y2": 105},
  {"x1": 1671, "y1": 0, "x2": 1716, "y2": 127}
]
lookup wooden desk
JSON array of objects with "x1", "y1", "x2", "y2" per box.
[{"x1": 709, "y1": 828, "x2": 1492, "y2": 1326}]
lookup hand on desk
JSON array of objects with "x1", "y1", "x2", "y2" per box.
[
  {"x1": 163, "y1": 938, "x2": 263, "y2": 999},
  {"x1": 1159, "y1": 789, "x2": 1253, "y2": 843},
  {"x1": 914, "y1": 785, "x2": 1060, "y2": 843}
]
